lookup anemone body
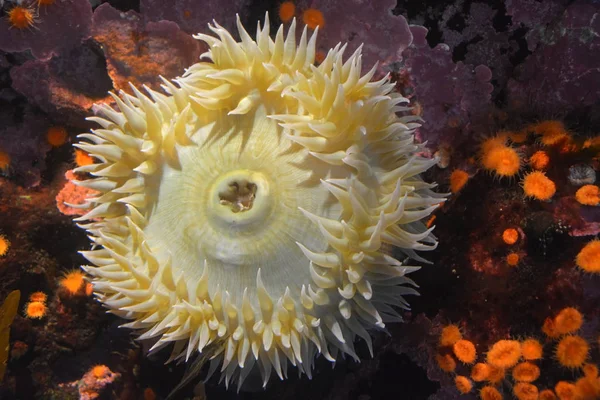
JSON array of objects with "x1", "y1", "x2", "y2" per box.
[{"x1": 74, "y1": 15, "x2": 443, "y2": 388}]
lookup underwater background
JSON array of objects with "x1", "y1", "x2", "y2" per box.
[{"x1": 0, "y1": 0, "x2": 599, "y2": 399}]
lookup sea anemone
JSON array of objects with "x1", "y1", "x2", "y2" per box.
[{"x1": 74, "y1": 15, "x2": 443, "y2": 387}]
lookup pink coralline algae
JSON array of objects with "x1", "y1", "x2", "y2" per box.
[
  {"x1": 292, "y1": 0, "x2": 413, "y2": 73},
  {"x1": 91, "y1": 3, "x2": 203, "y2": 92},
  {"x1": 0, "y1": 107, "x2": 51, "y2": 187},
  {"x1": 507, "y1": 1, "x2": 600, "y2": 112},
  {"x1": 10, "y1": 44, "x2": 114, "y2": 128},
  {"x1": 55, "y1": 170, "x2": 97, "y2": 216},
  {"x1": 401, "y1": 25, "x2": 494, "y2": 149},
  {"x1": 140, "y1": 0, "x2": 252, "y2": 35},
  {"x1": 0, "y1": 0, "x2": 93, "y2": 60}
]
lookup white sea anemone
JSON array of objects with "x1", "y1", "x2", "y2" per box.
[{"x1": 74, "y1": 14, "x2": 444, "y2": 389}]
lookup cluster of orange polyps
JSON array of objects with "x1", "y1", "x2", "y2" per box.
[
  {"x1": 435, "y1": 309, "x2": 600, "y2": 400},
  {"x1": 475, "y1": 120, "x2": 600, "y2": 203}
]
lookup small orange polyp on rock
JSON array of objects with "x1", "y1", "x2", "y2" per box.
[
  {"x1": 29, "y1": 292, "x2": 47, "y2": 303},
  {"x1": 74, "y1": 149, "x2": 94, "y2": 167},
  {"x1": 0, "y1": 235, "x2": 9, "y2": 257},
  {"x1": 529, "y1": 150, "x2": 549, "y2": 170},
  {"x1": 481, "y1": 144, "x2": 521, "y2": 178},
  {"x1": 554, "y1": 307, "x2": 583, "y2": 335},
  {"x1": 487, "y1": 340, "x2": 521, "y2": 369},
  {"x1": 575, "y1": 185, "x2": 600, "y2": 206},
  {"x1": 576, "y1": 239, "x2": 600, "y2": 273},
  {"x1": 303, "y1": 8, "x2": 324, "y2": 29},
  {"x1": 454, "y1": 376, "x2": 472, "y2": 394},
  {"x1": 479, "y1": 386, "x2": 502, "y2": 400},
  {"x1": 278, "y1": 1, "x2": 295, "y2": 22},
  {"x1": 453, "y1": 339, "x2": 477, "y2": 364},
  {"x1": 440, "y1": 324, "x2": 462, "y2": 346},
  {"x1": 471, "y1": 363, "x2": 490, "y2": 381},
  {"x1": 0, "y1": 150, "x2": 10, "y2": 170},
  {"x1": 450, "y1": 169, "x2": 469, "y2": 193},
  {"x1": 513, "y1": 382, "x2": 539, "y2": 400},
  {"x1": 531, "y1": 120, "x2": 570, "y2": 146},
  {"x1": 502, "y1": 228, "x2": 519, "y2": 245},
  {"x1": 520, "y1": 339, "x2": 543, "y2": 360},
  {"x1": 7, "y1": 6, "x2": 35, "y2": 29},
  {"x1": 522, "y1": 171, "x2": 556, "y2": 201},
  {"x1": 555, "y1": 335, "x2": 589, "y2": 368},
  {"x1": 47, "y1": 126, "x2": 68, "y2": 147},
  {"x1": 25, "y1": 301, "x2": 46, "y2": 319},
  {"x1": 506, "y1": 252, "x2": 520, "y2": 266},
  {"x1": 60, "y1": 270, "x2": 86, "y2": 295}
]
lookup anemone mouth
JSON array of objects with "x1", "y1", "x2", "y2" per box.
[{"x1": 74, "y1": 13, "x2": 445, "y2": 389}]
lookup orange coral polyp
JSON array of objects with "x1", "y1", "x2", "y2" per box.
[
  {"x1": 47, "y1": 126, "x2": 68, "y2": 147},
  {"x1": 554, "y1": 381, "x2": 577, "y2": 399},
  {"x1": 521, "y1": 339, "x2": 543, "y2": 360},
  {"x1": 502, "y1": 228, "x2": 519, "y2": 245},
  {"x1": 486, "y1": 364, "x2": 505, "y2": 384},
  {"x1": 278, "y1": 1, "x2": 295, "y2": 22},
  {"x1": 7, "y1": 6, "x2": 35, "y2": 29},
  {"x1": 453, "y1": 339, "x2": 477, "y2": 364},
  {"x1": 436, "y1": 353, "x2": 456, "y2": 372},
  {"x1": 471, "y1": 363, "x2": 490, "y2": 381},
  {"x1": 531, "y1": 120, "x2": 570, "y2": 146},
  {"x1": 60, "y1": 270, "x2": 85, "y2": 295},
  {"x1": 479, "y1": 386, "x2": 503, "y2": 400},
  {"x1": 302, "y1": 8, "x2": 324, "y2": 29},
  {"x1": 440, "y1": 324, "x2": 462, "y2": 347},
  {"x1": 483, "y1": 146, "x2": 521, "y2": 177},
  {"x1": 74, "y1": 149, "x2": 94, "y2": 167},
  {"x1": 575, "y1": 185, "x2": 600, "y2": 206},
  {"x1": 29, "y1": 292, "x2": 47, "y2": 303},
  {"x1": 554, "y1": 307, "x2": 583, "y2": 334},
  {"x1": 529, "y1": 150, "x2": 550, "y2": 169},
  {"x1": 454, "y1": 376, "x2": 472, "y2": 394},
  {"x1": 0, "y1": 150, "x2": 10, "y2": 170},
  {"x1": 576, "y1": 239, "x2": 600, "y2": 273},
  {"x1": 513, "y1": 382, "x2": 539, "y2": 400},
  {"x1": 91, "y1": 364, "x2": 110, "y2": 379},
  {"x1": 506, "y1": 252, "x2": 520, "y2": 266},
  {"x1": 512, "y1": 362, "x2": 540, "y2": 382},
  {"x1": 539, "y1": 389, "x2": 557, "y2": 400},
  {"x1": 487, "y1": 340, "x2": 521, "y2": 369},
  {"x1": 450, "y1": 169, "x2": 469, "y2": 193},
  {"x1": 555, "y1": 335, "x2": 589, "y2": 368},
  {"x1": 25, "y1": 301, "x2": 46, "y2": 319},
  {"x1": 0, "y1": 235, "x2": 9, "y2": 257},
  {"x1": 522, "y1": 171, "x2": 556, "y2": 201}
]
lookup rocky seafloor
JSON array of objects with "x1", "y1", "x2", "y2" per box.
[{"x1": 0, "y1": 0, "x2": 599, "y2": 399}]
